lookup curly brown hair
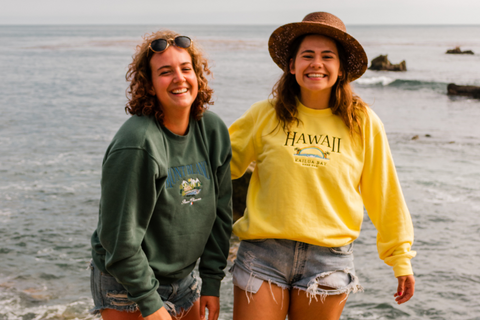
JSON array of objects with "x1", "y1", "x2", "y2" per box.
[
  {"x1": 271, "y1": 34, "x2": 368, "y2": 137},
  {"x1": 125, "y1": 30, "x2": 213, "y2": 123}
]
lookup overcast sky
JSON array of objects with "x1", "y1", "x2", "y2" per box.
[{"x1": 2, "y1": 0, "x2": 480, "y2": 25}]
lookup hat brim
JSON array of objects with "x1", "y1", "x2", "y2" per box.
[{"x1": 268, "y1": 22, "x2": 368, "y2": 81}]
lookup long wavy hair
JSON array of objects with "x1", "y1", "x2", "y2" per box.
[
  {"x1": 125, "y1": 30, "x2": 213, "y2": 123},
  {"x1": 271, "y1": 34, "x2": 368, "y2": 137}
]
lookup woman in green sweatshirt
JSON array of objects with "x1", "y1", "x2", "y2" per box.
[{"x1": 89, "y1": 30, "x2": 232, "y2": 320}]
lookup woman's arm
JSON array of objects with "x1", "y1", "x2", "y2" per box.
[
  {"x1": 98, "y1": 147, "x2": 165, "y2": 316},
  {"x1": 360, "y1": 111, "x2": 416, "y2": 281},
  {"x1": 198, "y1": 114, "x2": 233, "y2": 296},
  {"x1": 229, "y1": 109, "x2": 257, "y2": 180}
]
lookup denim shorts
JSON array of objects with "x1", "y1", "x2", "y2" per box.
[
  {"x1": 230, "y1": 239, "x2": 362, "y2": 301},
  {"x1": 89, "y1": 261, "x2": 200, "y2": 317}
]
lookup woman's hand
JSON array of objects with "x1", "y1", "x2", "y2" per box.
[
  {"x1": 394, "y1": 275, "x2": 415, "y2": 304},
  {"x1": 200, "y1": 296, "x2": 220, "y2": 320},
  {"x1": 144, "y1": 306, "x2": 172, "y2": 320}
]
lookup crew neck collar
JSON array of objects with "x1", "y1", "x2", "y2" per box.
[
  {"x1": 296, "y1": 97, "x2": 333, "y2": 116},
  {"x1": 159, "y1": 117, "x2": 193, "y2": 141}
]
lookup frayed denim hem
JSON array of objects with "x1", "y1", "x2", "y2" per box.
[
  {"x1": 167, "y1": 281, "x2": 201, "y2": 318},
  {"x1": 234, "y1": 264, "x2": 363, "y2": 307},
  {"x1": 295, "y1": 268, "x2": 364, "y2": 304},
  {"x1": 231, "y1": 239, "x2": 363, "y2": 307}
]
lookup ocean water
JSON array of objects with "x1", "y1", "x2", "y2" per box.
[{"x1": 0, "y1": 24, "x2": 479, "y2": 320}]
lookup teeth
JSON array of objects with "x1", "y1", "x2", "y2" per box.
[
  {"x1": 172, "y1": 88, "x2": 187, "y2": 94},
  {"x1": 307, "y1": 74, "x2": 326, "y2": 78}
]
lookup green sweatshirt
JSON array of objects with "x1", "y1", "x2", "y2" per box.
[{"x1": 91, "y1": 111, "x2": 232, "y2": 317}]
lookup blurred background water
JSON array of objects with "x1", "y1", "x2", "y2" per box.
[{"x1": 0, "y1": 24, "x2": 479, "y2": 319}]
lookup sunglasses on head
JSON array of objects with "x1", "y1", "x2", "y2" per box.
[{"x1": 149, "y1": 36, "x2": 192, "y2": 53}]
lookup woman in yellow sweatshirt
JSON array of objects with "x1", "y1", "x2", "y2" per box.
[{"x1": 229, "y1": 12, "x2": 416, "y2": 320}]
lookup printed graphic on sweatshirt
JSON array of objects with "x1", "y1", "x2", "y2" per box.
[
  {"x1": 293, "y1": 147, "x2": 330, "y2": 168},
  {"x1": 180, "y1": 178, "x2": 202, "y2": 205},
  {"x1": 180, "y1": 178, "x2": 202, "y2": 196},
  {"x1": 165, "y1": 160, "x2": 211, "y2": 205},
  {"x1": 284, "y1": 131, "x2": 341, "y2": 168},
  {"x1": 165, "y1": 160, "x2": 210, "y2": 189}
]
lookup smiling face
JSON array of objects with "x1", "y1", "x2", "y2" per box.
[
  {"x1": 289, "y1": 34, "x2": 342, "y2": 100},
  {"x1": 149, "y1": 46, "x2": 198, "y2": 115}
]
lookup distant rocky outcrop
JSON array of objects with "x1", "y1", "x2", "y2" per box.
[
  {"x1": 446, "y1": 47, "x2": 474, "y2": 55},
  {"x1": 369, "y1": 55, "x2": 407, "y2": 71},
  {"x1": 232, "y1": 162, "x2": 255, "y2": 222},
  {"x1": 447, "y1": 83, "x2": 480, "y2": 99}
]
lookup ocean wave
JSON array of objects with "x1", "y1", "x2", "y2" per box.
[
  {"x1": 356, "y1": 77, "x2": 449, "y2": 92},
  {"x1": 356, "y1": 76, "x2": 395, "y2": 86},
  {"x1": 0, "y1": 295, "x2": 96, "y2": 319},
  {"x1": 0, "y1": 276, "x2": 93, "y2": 318}
]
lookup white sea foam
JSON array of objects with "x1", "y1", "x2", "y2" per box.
[
  {"x1": 423, "y1": 187, "x2": 466, "y2": 204},
  {"x1": 356, "y1": 76, "x2": 395, "y2": 86},
  {"x1": 0, "y1": 209, "x2": 12, "y2": 223},
  {"x1": 0, "y1": 209, "x2": 11, "y2": 216},
  {"x1": 0, "y1": 301, "x2": 96, "y2": 320},
  {"x1": 0, "y1": 286, "x2": 94, "y2": 319}
]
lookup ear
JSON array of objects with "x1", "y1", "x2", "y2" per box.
[
  {"x1": 337, "y1": 66, "x2": 344, "y2": 80},
  {"x1": 289, "y1": 58, "x2": 295, "y2": 75}
]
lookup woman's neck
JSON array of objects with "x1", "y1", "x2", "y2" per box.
[
  {"x1": 298, "y1": 88, "x2": 332, "y2": 110},
  {"x1": 162, "y1": 109, "x2": 191, "y2": 135}
]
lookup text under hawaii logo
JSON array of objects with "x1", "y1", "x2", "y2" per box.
[
  {"x1": 293, "y1": 146, "x2": 330, "y2": 168},
  {"x1": 180, "y1": 178, "x2": 202, "y2": 205}
]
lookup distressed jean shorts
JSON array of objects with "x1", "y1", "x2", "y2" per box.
[
  {"x1": 230, "y1": 239, "x2": 362, "y2": 300},
  {"x1": 89, "y1": 261, "x2": 200, "y2": 317}
]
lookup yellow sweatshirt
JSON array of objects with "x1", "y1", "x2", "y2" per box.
[{"x1": 229, "y1": 99, "x2": 416, "y2": 277}]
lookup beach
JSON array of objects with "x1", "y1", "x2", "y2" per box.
[{"x1": 0, "y1": 24, "x2": 480, "y2": 319}]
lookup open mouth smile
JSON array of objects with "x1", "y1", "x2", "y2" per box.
[
  {"x1": 306, "y1": 73, "x2": 326, "y2": 78},
  {"x1": 172, "y1": 88, "x2": 188, "y2": 94}
]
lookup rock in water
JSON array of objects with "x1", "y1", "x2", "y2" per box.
[
  {"x1": 447, "y1": 83, "x2": 480, "y2": 98},
  {"x1": 446, "y1": 47, "x2": 474, "y2": 54},
  {"x1": 369, "y1": 54, "x2": 407, "y2": 71}
]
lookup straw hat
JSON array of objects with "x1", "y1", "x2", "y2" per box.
[{"x1": 268, "y1": 12, "x2": 368, "y2": 81}]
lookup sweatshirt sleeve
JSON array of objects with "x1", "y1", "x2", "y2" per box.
[
  {"x1": 199, "y1": 119, "x2": 233, "y2": 297},
  {"x1": 360, "y1": 118, "x2": 416, "y2": 278},
  {"x1": 229, "y1": 109, "x2": 257, "y2": 179},
  {"x1": 97, "y1": 147, "x2": 164, "y2": 317}
]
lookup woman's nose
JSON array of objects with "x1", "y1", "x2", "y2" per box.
[
  {"x1": 173, "y1": 69, "x2": 185, "y2": 83},
  {"x1": 310, "y1": 57, "x2": 323, "y2": 68}
]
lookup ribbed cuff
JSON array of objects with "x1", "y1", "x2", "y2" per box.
[
  {"x1": 138, "y1": 292, "x2": 164, "y2": 318},
  {"x1": 200, "y1": 277, "x2": 222, "y2": 297},
  {"x1": 392, "y1": 258, "x2": 414, "y2": 278}
]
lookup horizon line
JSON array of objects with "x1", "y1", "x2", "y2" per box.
[{"x1": 1, "y1": 22, "x2": 480, "y2": 27}]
